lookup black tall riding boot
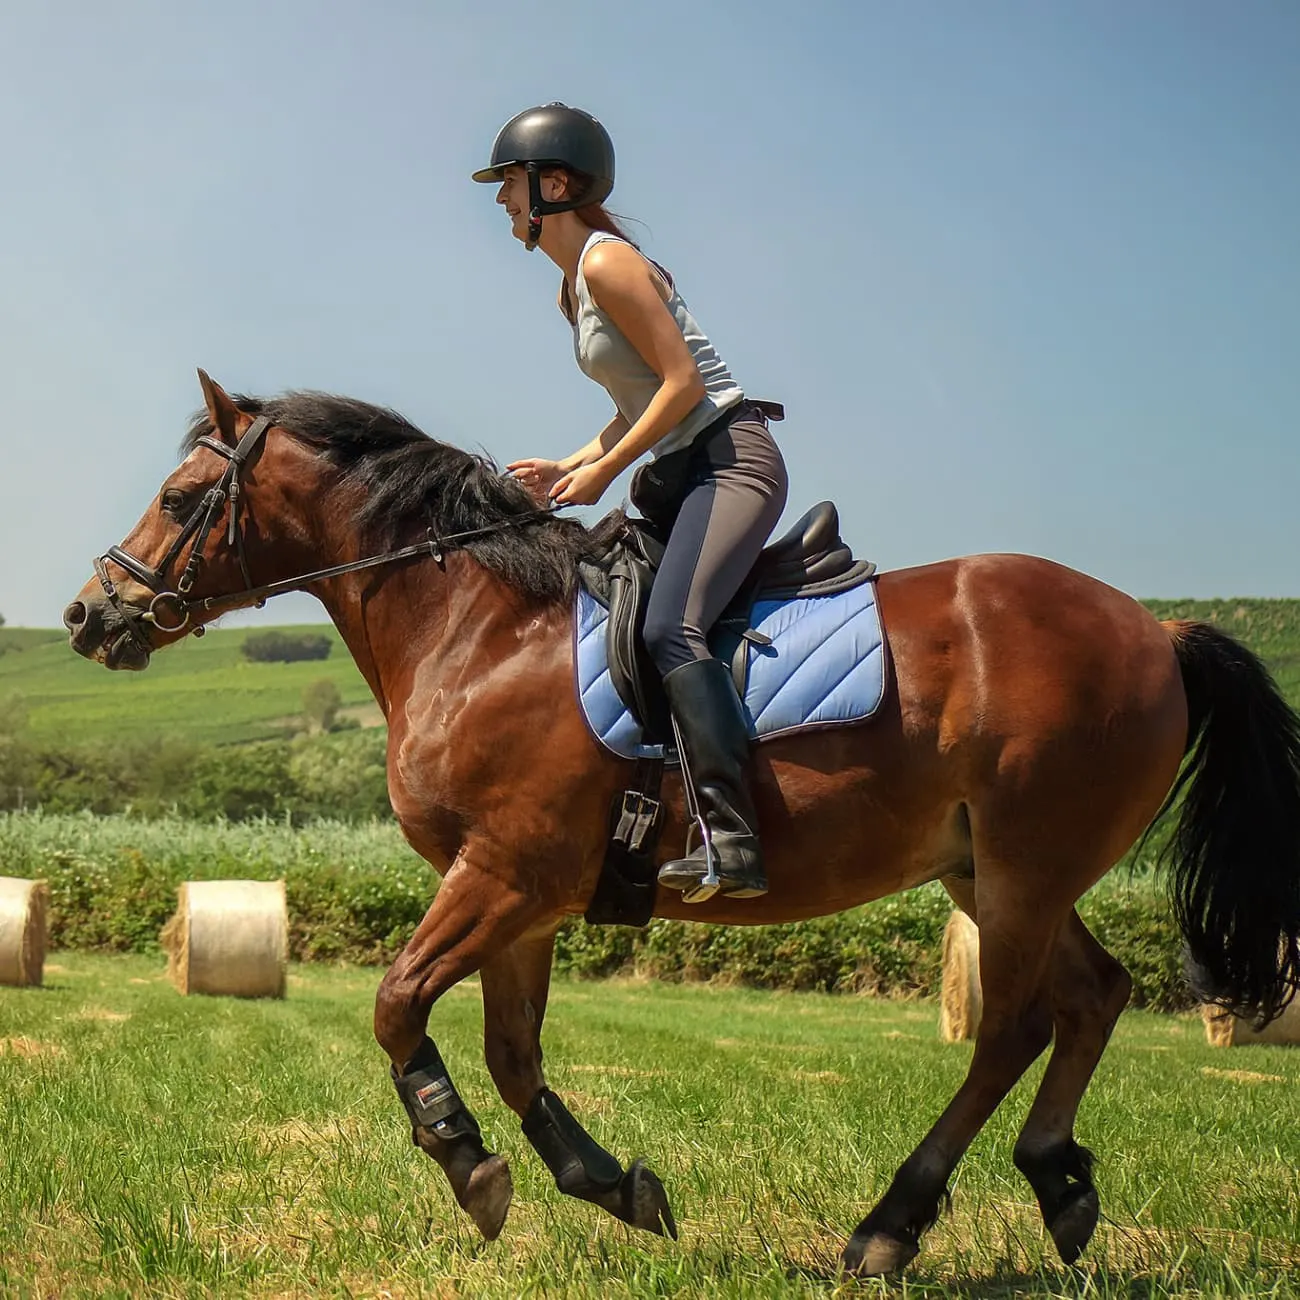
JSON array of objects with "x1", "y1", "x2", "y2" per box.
[{"x1": 656, "y1": 657, "x2": 766, "y2": 901}]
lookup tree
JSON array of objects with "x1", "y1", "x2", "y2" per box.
[
  {"x1": 180, "y1": 742, "x2": 296, "y2": 821},
  {"x1": 0, "y1": 694, "x2": 26, "y2": 736},
  {"x1": 288, "y1": 729, "x2": 390, "y2": 820},
  {"x1": 302, "y1": 679, "x2": 343, "y2": 733},
  {"x1": 242, "y1": 630, "x2": 332, "y2": 663}
]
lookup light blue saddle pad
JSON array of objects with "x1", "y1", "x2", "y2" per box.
[{"x1": 574, "y1": 581, "x2": 887, "y2": 760}]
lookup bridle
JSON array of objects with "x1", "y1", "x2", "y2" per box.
[{"x1": 93, "y1": 414, "x2": 559, "y2": 654}]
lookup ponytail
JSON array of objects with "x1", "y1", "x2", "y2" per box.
[{"x1": 554, "y1": 168, "x2": 673, "y2": 322}]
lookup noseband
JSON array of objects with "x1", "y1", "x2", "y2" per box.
[{"x1": 94, "y1": 415, "x2": 559, "y2": 654}]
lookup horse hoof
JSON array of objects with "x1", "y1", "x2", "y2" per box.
[
  {"x1": 840, "y1": 1229, "x2": 919, "y2": 1277},
  {"x1": 462, "y1": 1154, "x2": 513, "y2": 1241},
  {"x1": 1049, "y1": 1186, "x2": 1099, "y2": 1264},
  {"x1": 620, "y1": 1158, "x2": 678, "y2": 1239}
]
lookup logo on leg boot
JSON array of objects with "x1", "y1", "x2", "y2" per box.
[{"x1": 414, "y1": 1076, "x2": 454, "y2": 1119}]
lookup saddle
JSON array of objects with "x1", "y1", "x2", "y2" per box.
[{"x1": 578, "y1": 501, "x2": 876, "y2": 745}]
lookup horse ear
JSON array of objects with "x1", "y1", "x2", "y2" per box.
[{"x1": 196, "y1": 368, "x2": 244, "y2": 443}]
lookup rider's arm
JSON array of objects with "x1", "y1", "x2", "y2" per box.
[
  {"x1": 557, "y1": 412, "x2": 630, "y2": 472},
  {"x1": 581, "y1": 242, "x2": 706, "y2": 476}
]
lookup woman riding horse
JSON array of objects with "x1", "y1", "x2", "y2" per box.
[
  {"x1": 61, "y1": 110, "x2": 1300, "y2": 1275},
  {"x1": 484, "y1": 103, "x2": 787, "y2": 903}
]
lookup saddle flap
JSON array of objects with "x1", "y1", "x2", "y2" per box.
[{"x1": 604, "y1": 548, "x2": 673, "y2": 743}]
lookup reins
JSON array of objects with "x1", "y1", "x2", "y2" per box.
[{"x1": 93, "y1": 415, "x2": 563, "y2": 651}]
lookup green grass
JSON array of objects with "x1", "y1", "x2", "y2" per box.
[
  {"x1": 3, "y1": 599, "x2": 1300, "y2": 750},
  {"x1": 0, "y1": 623, "x2": 374, "y2": 746},
  {"x1": 1, "y1": 955, "x2": 1296, "y2": 1297}
]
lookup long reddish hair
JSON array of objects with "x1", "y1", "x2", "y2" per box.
[{"x1": 552, "y1": 167, "x2": 673, "y2": 322}]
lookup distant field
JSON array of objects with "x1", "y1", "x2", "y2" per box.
[
  {"x1": 0, "y1": 954, "x2": 1295, "y2": 1297},
  {"x1": 0, "y1": 628, "x2": 65, "y2": 655},
  {"x1": 0, "y1": 623, "x2": 375, "y2": 746},
  {"x1": 1144, "y1": 596, "x2": 1300, "y2": 709},
  {"x1": 2, "y1": 596, "x2": 1299, "y2": 747}
]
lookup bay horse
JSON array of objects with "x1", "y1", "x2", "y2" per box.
[{"x1": 64, "y1": 373, "x2": 1300, "y2": 1277}]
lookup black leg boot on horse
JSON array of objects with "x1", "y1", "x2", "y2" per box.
[
  {"x1": 391, "y1": 1036, "x2": 514, "y2": 1240},
  {"x1": 657, "y1": 657, "x2": 767, "y2": 902}
]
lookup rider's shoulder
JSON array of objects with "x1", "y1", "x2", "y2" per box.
[{"x1": 581, "y1": 236, "x2": 647, "y2": 287}]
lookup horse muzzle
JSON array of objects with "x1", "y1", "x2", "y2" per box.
[{"x1": 63, "y1": 595, "x2": 153, "y2": 671}]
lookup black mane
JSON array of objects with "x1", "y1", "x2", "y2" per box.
[{"x1": 182, "y1": 391, "x2": 603, "y2": 606}]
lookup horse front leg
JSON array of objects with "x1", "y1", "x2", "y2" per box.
[
  {"x1": 481, "y1": 929, "x2": 678, "y2": 1239},
  {"x1": 374, "y1": 846, "x2": 540, "y2": 1242}
]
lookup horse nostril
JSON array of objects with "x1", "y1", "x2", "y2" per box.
[{"x1": 63, "y1": 601, "x2": 87, "y2": 631}]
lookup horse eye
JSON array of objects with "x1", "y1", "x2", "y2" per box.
[{"x1": 161, "y1": 490, "x2": 187, "y2": 514}]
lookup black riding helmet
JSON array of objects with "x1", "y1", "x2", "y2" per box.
[{"x1": 472, "y1": 103, "x2": 615, "y2": 250}]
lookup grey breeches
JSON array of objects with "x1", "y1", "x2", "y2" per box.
[{"x1": 641, "y1": 409, "x2": 789, "y2": 677}]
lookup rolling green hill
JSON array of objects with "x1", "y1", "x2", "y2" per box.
[
  {"x1": 0, "y1": 623, "x2": 375, "y2": 746},
  {"x1": 0, "y1": 628, "x2": 66, "y2": 655},
  {"x1": 1, "y1": 598, "x2": 1298, "y2": 747}
]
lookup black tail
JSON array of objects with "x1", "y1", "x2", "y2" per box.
[{"x1": 1161, "y1": 621, "x2": 1300, "y2": 1025}]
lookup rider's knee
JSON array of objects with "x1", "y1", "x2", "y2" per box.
[{"x1": 642, "y1": 613, "x2": 696, "y2": 678}]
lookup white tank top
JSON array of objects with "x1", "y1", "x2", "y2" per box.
[{"x1": 571, "y1": 231, "x2": 744, "y2": 458}]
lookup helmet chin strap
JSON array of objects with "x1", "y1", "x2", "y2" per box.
[
  {"x1": 526, "y1": 163, "x2": 545, "y2": 251},
  {"x1": 525, "y1": 162, "x2": 588, "y2": 252}
]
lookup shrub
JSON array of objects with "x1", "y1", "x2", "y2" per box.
[
  {"x1": 241, "y1": 631, "x2": 332, "y2": 663},
  {"x1": 0, "y1": 811, "x2": 1198, "y2": 1012},
  {"x1": 303, "y1": 679, "x2": 343, "y2": 732},
  {"x1": 287, "y1": 729, "x2": 390, "y2": 821},
  {"x1": 2, "y1": 730, "x2": 390, "y2": 823},
  {"x1": 178, "y1": 742, "x2": 297, "y2": 821}
]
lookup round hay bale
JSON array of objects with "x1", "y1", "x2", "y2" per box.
[
  {"x1": 0, "y1": 877, "x2": 49, "y2": 988},
  {"x1": 161, "y1": 880, "x2": 287, "y2": 999},
  {"x1": 1202, "y1": 997, "x2": 1300, "y2": 1048},
  {"x1": 939, "y1": 909, "x2": 981, "y2": 1042}
]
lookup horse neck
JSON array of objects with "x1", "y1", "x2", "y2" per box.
[{"x1": 311, "y1": 548, "x2": 557, "y2": 722}]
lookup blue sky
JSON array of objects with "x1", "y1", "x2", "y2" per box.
[{"x1": 1, "y1": 0, "x2": 1297, "y2": 628}]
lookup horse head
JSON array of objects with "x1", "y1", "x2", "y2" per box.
[{"x1": 64, "y1": 370, "x2": 318, "y2": 669}]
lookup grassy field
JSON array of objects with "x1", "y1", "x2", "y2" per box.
[
  {"x1": 1, "y1": 955, "x2": 1296, "y2": 1298},
  {"x1": 2, "y1": 598, "x2": 1300, "y2": 748},
  {"x1": 0, "y1": 623, "x2": 376, "y2": 746}
]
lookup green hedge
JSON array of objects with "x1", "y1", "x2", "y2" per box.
[
  {"x1": 551, "y1": 879, "x2": 1192, "y2": 1012},
  {"x1": 0, "y1": 812, "x2": 429, "y2": 964},
  {"x1": 0, "y1": 812, "x2": 1194, "y2": 1012},
  {"x1": 0, "y1": 729, "x2": 391, "y2": 821}
]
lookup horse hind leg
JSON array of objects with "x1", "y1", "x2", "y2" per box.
[
  {"x1": 480, "y1": 930, "x2": 678, "y2": 1239},
  {"x1": 841, "y1": 867, "x2": 1060, "y2": 1278},
  {"x1": 1013, "y1": 909, "x2": 1131, "y2": 1264}
]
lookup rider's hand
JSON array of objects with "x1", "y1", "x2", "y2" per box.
[
  {"x1": 506, "y1": 458, "x2": 563, "y2": 504},
  {"x1": 551, "y1": 461, "x2": 615, "y2": 507}
]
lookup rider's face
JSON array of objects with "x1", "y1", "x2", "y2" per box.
[
  {"x1": 495, "y1": 166, "x2": 529, "y2": 243},
  {"x1": 495, "y1": 166, "x2": 570, "y2": 244}
]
